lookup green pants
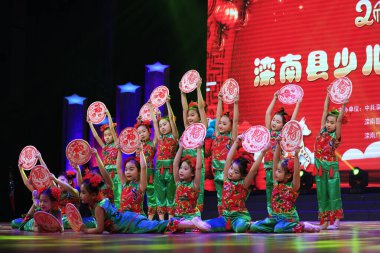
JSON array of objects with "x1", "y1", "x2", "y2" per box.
[
  {"x1": 265, "y1": 168, "x2": 273, "y2": 216},
  {"x1": 154, "y1": 166, "x2": 176, "y2": 215},
  {"x1": 250, "y1": 215, "x2": 303, "y2": 233},
  {"x1": 146, "y1": 168, "x2": 157, "y2": 215},
  {"x1": 213, "y1": 169, "x2": 224, "y2": 214},
  {"x1": 105, "y1": 165, "x2": 122, "y2": 210},
  {"x1": 315, "y1": 159, "x2": 343, "y2": 224}
]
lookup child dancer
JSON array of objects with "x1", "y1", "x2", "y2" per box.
[
  {"x1": 74, "y1": 148, "x2": 115, "y2": 204},
  {"x1": 88, "y1": 110, "x2": 121, "y2": 209},
  {"x1": 314, "y1": 87, "x2": 348, "y2": 230},
  {"x1": 212, "y1": 92, "x2": 239, "y2": 214},
  {"x1": 172, "y1": 144, "x2": 202, "y2": 221},
  {"x1": 135, "y1": 119, "x2": 157, "y2": 220},
  {"x1": 250, "y1": 140, "x2": 320, "y2": 233},
  {"x1": 78, "y1": 173, "x2": 206, "y2": 234},
  {"x1": 116, "y1": 145, "x2": 146, "y2": 215},
  {"x1": 180, "y1": 78, "x2": 208, "y2": 211},
  {"x1": 50, "y1": 173, "x2": 80, "y2": 229},
  {"x1": 204, "y1": 135, "x2": 266, "y2": 233},
  {"x1": 19, "y1": 187, "x2": 63, "y2": 232},
  {"x1": 264, "y1": 91, "x2": 301, "y2": 216},
  {"x1": 151, "y1": 98, "x2": 179, "y2": 220}
]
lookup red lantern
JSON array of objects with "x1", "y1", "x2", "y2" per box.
[{"x1": 213, "y1": 0, "x2": 239, "y2": 28}]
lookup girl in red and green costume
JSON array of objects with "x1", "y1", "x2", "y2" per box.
[
  {"x1": 250, "y1": 140, "x2": 320, "y2": 233},
  {"x1": 78, "y1": 173, "x2": 207, "y2": 234},
  {"x1": 212, "y1": 91, "x2": 239, "y2": 214},
  {"x1": 88, "y1": 110, "x2": 121, "y2": 209},
  {"x1": 135, "y1": 119, "x2": 157, "y2": 220},
  {"x1": 203, "y1": 135, "x2": 266, "y2": 233},
  {"x1": 171, "y1": 143, "x2": 210, "y2": 231},
  {"x1": 264, "y1": 91, "x2": 301, "y2": 216},
  {"x1": 19, "y1": 187, "x2": 63, "y2": 232},
  {"x1": 150, "y1": 98, "x2": 179, "y2": 220},
  {"x1": 180, "y1": 78, "x2": 208, "y2": 211},
  {"x1": 116, "y1": 144, "x2": 147, "y2": 215},
  {"x1": 314, "y1": 86, "x2": 348, "y2": 230}
]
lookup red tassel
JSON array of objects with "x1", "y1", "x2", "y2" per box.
[
  {"x1": 312, "y1": 164, "x2": 317, "y2": 177},
  {"x1": 329, "y1": 213, "x2": 334, "y2": 225},
  {"x1": 226, "y1": 218, "x2": 231, "y2": 231},
  {"x1": 329, "y1": 166, "x2": 334, "y2": 179},
  {"x1": 169, "y1": 165, "x2": 173, "y2": 174},
  {"x1": 320, "y1": 216, "x2": 325, "y2": 225},
  {"x1": 149, "y1": 174, "x2": 153, "y2": 184},
  {"x1": 318, "y1": 167, "x2": 323, "y2": 177},
  {"x1": 160, "y1": 166, "x2": 164, "y2": 175}
]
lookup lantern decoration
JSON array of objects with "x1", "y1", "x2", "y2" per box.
[{"x1": 214, "y1": 0, "x2": 239, "y2": 28}]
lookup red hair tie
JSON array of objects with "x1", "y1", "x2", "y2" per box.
[
  {"x1": 134, "y1": 120, "x2": 152, "y2": 131},
  {"x1": 188, "y1": 101, "x2": 198, "y2": 109},
  {"x1": 100, "y1": 123, "x2": 117, "y2": 132},
  {"x1": 181, "y1": 155, "x2": 197, "y2": 169}
]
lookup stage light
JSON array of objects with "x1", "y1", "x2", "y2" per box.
[
  {"x1": 146, "y1": 62, "x2": 169, "y2": 73},
  {"x1": 300, "y1": 170, "x2": 314, "y2": 194},
  {"x1": 349, "y1": 167, "x2": 368, "y2": 193},
  {"x1": 118, "y1": 82, "x2": 140, "y2": 93}
]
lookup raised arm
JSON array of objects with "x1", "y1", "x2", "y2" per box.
[
  {"x1": 223, "y1": 135, "x2": 243, "y2": 180},
  {"x1": 139, "y1": 145, "x2": 147, "y2": 192},
  {"x1": 72, "y1": 163, "x2": 82, "y2": 187},
  {"x1": 173, "y1": 144, "x2": 184, "y2": 183},
  {"x1": 273, "y1": 138, "x2": 282, "y2": 184},
  {"x1": 265, "y1": 91, "x2": 278, "y2": 129},
  {"x1": 36, "y1": 152, "x2": 47, "y2": 168},
  {"x1": 292, "y1": 148, "x2": 301, "y2": 191},
  {"x1": 215, "y1": 91, "x2": 223, "y2": 136},
  {"x1": 106, "y1": 110, "x2": 118, "y2": 143},
  {"x1": 193, "y1": 145, "x2": 203, "y2": 191},
  {"x1": 166, "y1": 98, "x2": 179, "y2": 140},
  {"x1": 291, "y1": 98, "x2": 302, "y2": 121},
  {"x1": 232, "y1": 95, "x2": 239, "y2": 140},
  {"x1": 335, "y1": 99, "x2": 348, "y2": 141},
  {"x1": 243, "y1": 147, "x2": 268, "y2": 189},
  {"x1": 149, "y1": 103, "x2": 160, "y2": 147},
  {"x1": 88, "y1": 121, "x2": 105, "y2": 148},
  {"x1": 51, "y1": 173, "x2": 79, "y2": 197},
  {"x1": 116, "y1": 149, "x2": 127, "y2": 185},
  {"x1": 92, "y1": 148, "x2": 113, "y2": 189},
  {"x1": 181, "y1": 90, "x2": 189, "y2": 128},
  {"x1": 81, "y1": 206, "x2": 105, "y2": 234},
  {"x1": 197, "y1": 78, "x2": 208, "y2": 128},
  {"x1": 18, "y1": 162, "x2": 35, "y2": 192},
  {"x1": 321, "y1": 86, "x2": 330, "y2": 130}
]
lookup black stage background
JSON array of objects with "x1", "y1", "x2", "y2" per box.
[{"x1": 1, "y1": 0, "x2": 206, "y2": 221}]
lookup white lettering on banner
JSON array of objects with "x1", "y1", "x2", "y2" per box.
[
  {"x1": 253, "y1": 45, "x2": 380, "y2": 87},
  {"x1": 254, "y1": 57, "x2": 276, "y2": 86},
  {"x1": 306, "y1": 51, "x2": 329, "y2": 81},
  {"x1": 334, "y1": 48, "x2": 358, "y2": 78},
  {"x1": 279, "y1": 54, "x2": 302, "y2": 83},
  {"x1": 355, "y1": 0, "x2": 375, "y2": 27},
  {"x1": 363, "y1": 44, "x2": 380, "y2": 75},
  {"x1": 374, "y1": 1, "x2": 380, "y2": 23}
]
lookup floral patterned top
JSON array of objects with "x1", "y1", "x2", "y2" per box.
[
  {"x1": 264, "y1": 130, "x2": 281, "y2": 169},
  {"x1": 174, "y1": 180, "x2": 200, "y2": 218},
  {"x1": 136, "y1": 140, "x2": 156, "y2": 169},
  {"x1": 157, "y1": 133, "x2": 178, "y2": 160},
  {"x1": 119, "y1": 180, "x2": 144, "y2": 214},
  {"x1": 314, "y1": 127, "x2": 339, "y2": 162},
  {"x1": 221, "y1": 179, "x2": 249, "y2": 213},
  {"x1": 212, "y1": 132, "x2": 233, "y2": 170},
  {"x1": 59, "y1": 191, "x2": 80, "y2": 214},
  {"x1": 271, "y1": 182, "x2": 299, "y2": 221},
  {"x1": 102, "y1": 142, "x2": 118, "y2": 166}
]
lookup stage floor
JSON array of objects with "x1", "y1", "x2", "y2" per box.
[{"x1": 1, "y1": 221, "x2": 379, "y2": 253}]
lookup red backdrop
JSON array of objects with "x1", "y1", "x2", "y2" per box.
[{"x1": 206, "y1": 0, "x2": 380, "y2": 189}]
